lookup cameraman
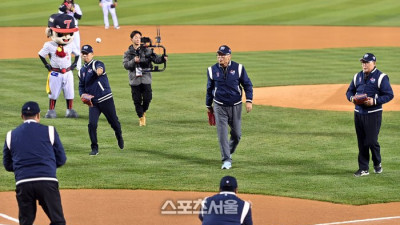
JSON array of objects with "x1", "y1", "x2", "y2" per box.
[{"x1": 123, "y1": 30, "x2": 167, "y2": 126}]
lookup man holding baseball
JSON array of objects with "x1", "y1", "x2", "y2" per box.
[
  {"x1": 206, "y1": 45, "x2": 253, "y2": 169},
  {"x1": 346, "y1": 53, "x2": 394, "y2": 177},
  {"x1": 78, "y1": 45, "x2": 124, "y2": 155}
]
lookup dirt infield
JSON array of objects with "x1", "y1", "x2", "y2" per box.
[
  {"x1": 4, "y1": 25, "x2": 400, "y2": 59},
  {"x1": 1, "y1": 25, "x2": 400, "y2": 224},
  {"x1": 1, "y1": 190, "x2": 400, "y2": 225}
]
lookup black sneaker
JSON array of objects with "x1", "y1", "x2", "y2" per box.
[
  {"x1": 89, "y1": 149, "x2": 99, "y2": 156},
  {"x1": 354, "y1": 169, "x2": 369, "y2": 177},
  {"x1": 374, "y1": 164, "x2": 383, "y2": 174},
  {"x1": 116, "y1": 134, "x2": 124, "y2": 150}
]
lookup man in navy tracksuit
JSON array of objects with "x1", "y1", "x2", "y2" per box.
[
  {"x1": 79, "y1": 45, "x2": 124, "y2": 155},
  {"x1": 3, "y1": 101, "x2": 67, "y2": 225},
  {"x1": 206, "y1": 45, "x2": 253, "y2": 169},
  {"x1": 199, "y1": 176, "x2": 253, "y2": 225},
  {"x1": 346, "y1": 53, "x2": 394, "y2": 177}
]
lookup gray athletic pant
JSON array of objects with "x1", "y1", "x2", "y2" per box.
[{"x1": 214, "y1": 103, "x2": 242, "y2": 162}]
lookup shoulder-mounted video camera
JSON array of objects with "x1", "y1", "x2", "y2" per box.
[{"x1": 139, "y1": 28, "x2": 167, "y2": 72}]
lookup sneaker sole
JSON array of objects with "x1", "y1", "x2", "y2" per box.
[{"x1": 354, "y1": 173, "x2": 369, "y2": 177}]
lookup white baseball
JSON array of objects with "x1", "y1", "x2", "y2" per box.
[{"x1": 96, "y1": 38, "x2": 102, "y2": 43}]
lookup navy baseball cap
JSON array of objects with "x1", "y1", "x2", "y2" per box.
[
  {"x1": 217, "y1": 45, "x2": 232, "y2": 55},
  {"x1": 50, "y1": 14, "x2": 78, "y2": 33},
  {"x1": 81, "y1": 45, "x2": 93, "y2": 54},
  {"x1": 47, "y1": 14, "x2": 58, "y2": 27},
  {"x1": 21, "y1": 101, "x2": 40, "y2": 116},
  {"x1": 220, "y1": 176, "x2": 238, "y2": 191},
  {"x1": 360, "y1": 53, "x2": 376, "y2": 62}
]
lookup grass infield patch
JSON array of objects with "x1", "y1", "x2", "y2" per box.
[{"x1": 1, "y1": 48, "x2": 400, "y2": 205}]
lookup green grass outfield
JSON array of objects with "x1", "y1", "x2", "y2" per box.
[
  {"x1": 2, "y1": 0, "x2": 400, "y2": 26},
  {"x1": 1, "y1": 48, "x2": 400, "y2": 205}
]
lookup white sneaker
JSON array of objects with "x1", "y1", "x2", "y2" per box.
[{"x1": 221, "y1": 161, "x2": 232, "y2": 170}]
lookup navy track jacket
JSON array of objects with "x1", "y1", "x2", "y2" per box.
[
  {"x1": 3, "y1": 120, "x2": 66, "y2": 185},
  {"x1": 199, "y1": 192, "x2": 253, "y2": 225},
  {"x1": 206, "y1": 61, "x2": 253, "y2": 107},
  {"x1": 79, "y1": 59, "x2": 113, "y2": 103},
  {"x1": 346, "y1": 67, "x2": 394, "y2": 114}
]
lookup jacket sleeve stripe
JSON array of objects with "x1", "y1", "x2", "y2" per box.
[
  {"x1": 240, "y1": 201, "x2": 250, "y2": 224},
  {"x1": 6, "y1": 130, "x2": 11, "y2": 150},
  {"x1": 208, "y1": 67, "x2": 213, "y2": 80},
  {"x1": 238, "y1": 64, "x2": 243, "y2": 78},
  {"x1": 353, "y1": 73, "x2": 358, "y2": 87},
  {"x1": 92, "y1": 60, "x2": 97, "y2": 72},
  {"x1": 378, "y1": 73, "x2": 387, "y2": 89},
  {"x1": 49, "y1": 126, "x2": 54, "y2": 146}
]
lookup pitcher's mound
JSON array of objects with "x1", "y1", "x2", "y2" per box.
[{"x1": 254, "y1": 84, "x2": 400, "y2": 111}]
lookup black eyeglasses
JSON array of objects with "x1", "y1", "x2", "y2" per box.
[{"x1": 57, "y1": 33, "x2": 74, "y2": 37}]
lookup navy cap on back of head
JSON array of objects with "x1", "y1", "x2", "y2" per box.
[
  {"x1": 220, "y1": 176, "x2": 238, "y2": 191},
  {"x1": 217, "y1": 45, "x2": 232, "y2": 55},
  {"x1": 81, "y1": 45, "x2": 93, "y2": 54},
  {"x1": 50, "y1": 14, "x2": 78, "y2": 33},
  {"x1": 21, "y1": 101, "x2": 40, "y2": 116},
  {"x1": 360, "y1": 53, "x2": 376, "y2": 62}
]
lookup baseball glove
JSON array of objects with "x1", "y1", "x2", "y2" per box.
[
  {"x1": 352, "y1": 93, "x2": 368, "y2": 105},
  {"x1": 110, "y1": 3, "x2": 116, "y2": 8},
  {"x1": 208, "y1": 111, "x2": 216, "y2": 126},
  {"x1": 81, "y1": 94, "x2": 94, "y2": 107}
]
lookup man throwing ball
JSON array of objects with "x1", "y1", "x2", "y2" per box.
[{"x1": 78, "y1": 45, "x2": 124, "y2": 155}]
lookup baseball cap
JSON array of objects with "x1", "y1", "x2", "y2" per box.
[
  {"x1": 21, "y1": 101, "x2": 40, "y2": 116},
  {"x1": 360, "y1": 53, "x2": 376, "y2": 62},
  {"x1": 81, "y1": 45, "x2": 93, "y2": 54},
  {"x1": 47, "y1": 14, "x2": 58, "y2": 27},
  {"x1": 220, "y1": 176, "x2": 238, "y2": 191},
  {"x1": 217, "y1": 45, "x2": 232, "y2": 55},
  {"x1": 50, "y1": 14, "x2": 78, "y2": 33}
]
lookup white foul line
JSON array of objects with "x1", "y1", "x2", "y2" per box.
[
  {"x1": 315, "y1": 215, "x2": 400, "y2": 225},
  {"x1": 0, "y1": 213, "x2": 19, "y2": 223}
]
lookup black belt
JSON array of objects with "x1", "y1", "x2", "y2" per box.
[{"x1": 51, "y1": 67, "x2": 71, "y2": 73}]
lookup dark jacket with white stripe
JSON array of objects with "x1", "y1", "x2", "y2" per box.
[
  {"x1": 206, "y1": 61, "x2": 253, "y2": 107},
  {"x1": 3, "y1": 120, "x2": 66, "y2": 185},
  {"x1": 199, "y1": 192, "x2": 253, "y2": 225},
  {"x1": 79, "y1": 59, "x2": 113, "y2": 103},
  {"x1": 346, "y1": 67, "x2": 394, "y2": 114}
]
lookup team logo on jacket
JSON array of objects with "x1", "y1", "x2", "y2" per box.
[
  {"x1": 230, "y1": 70, "x2": 236, "y2": 75},
  {"x1": 370, "y1": 77, "x2": 376, "y2": 83},
  {"x1": 88, "y1": 69, "x2": 92, "y2": 73},
  {"x1": 216, "y1": 72, "x2": 220, "y2": 77}
]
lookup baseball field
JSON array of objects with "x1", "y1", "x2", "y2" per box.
[{"x1": 1, "y1": 0, "x2": 400, "y2": 224}]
